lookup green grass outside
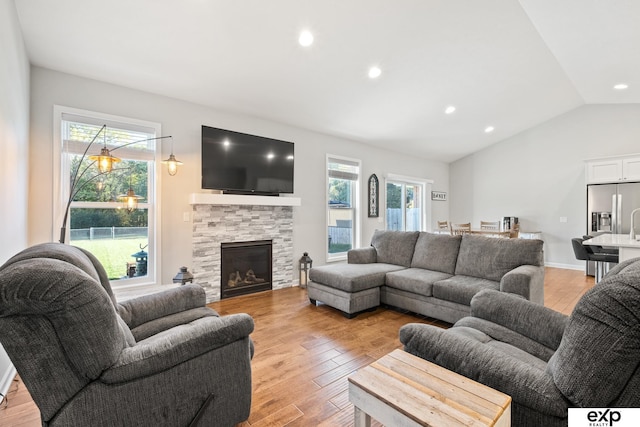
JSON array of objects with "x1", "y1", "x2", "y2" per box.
[
  {"x1": 329, "y1": 243, "x2": 352, "y2": 254},
  {"x1": 71, "y1": 237, "x2": 149, "y2": 280}
]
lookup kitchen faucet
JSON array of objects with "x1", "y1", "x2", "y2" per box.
[{"x1": 631, "y1": 208, "x2": 640, "y2": 240}]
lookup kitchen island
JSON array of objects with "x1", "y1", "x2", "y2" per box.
[{"x1": 583, "y1": 234, "x2": 640, "y2": 263}]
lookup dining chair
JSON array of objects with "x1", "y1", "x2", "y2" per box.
[
  {"x1": 450, "y1": 223, "x2": 471, "y2": 235},
  {"x1": 509, "y1": 222, "x2": 520, "y2": 238},
  {"x1": 480, "y1": 221, "x2": 500, "y2": 230},
  {"x1": 436, "y1": 221, "x2": 449, "y2": 234}
]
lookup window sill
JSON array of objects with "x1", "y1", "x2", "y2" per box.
[{"x1": 327, "y1": 253, "x2": 348, "y2": 263}]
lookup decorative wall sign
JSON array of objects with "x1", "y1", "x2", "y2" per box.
[
  {"x1": 431, "y1": 191, "x2": 447, "y2": 201},
  {"x1": 368, "y1": 174, "x2": 379, "y2": 217}
]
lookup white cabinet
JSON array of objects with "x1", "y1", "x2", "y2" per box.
[
  {"x1": 586, "y1": 155, "x2": 640, "y2": 184},
  {"x1": 622, "y1": 157, "x2": 640, "y2": 181},
  {"x1": 586, "y1": 159, "x2": 623, "y2": 183}
]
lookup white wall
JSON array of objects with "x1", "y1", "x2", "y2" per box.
[
  {"x1": 0, "y1": 0, "x2": 30, "y2": 401},
  {"x1": 450, "y1": 104, "x2": 640, "y2": 269},
  {"x1": 29, "y1": 67, "x2": 449, "y2": 284}
]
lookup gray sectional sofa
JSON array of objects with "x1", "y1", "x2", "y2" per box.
[
  {"x1": 308, "y1": 230, "x2": 545, "y2": 322},
  {"x1": 399, "y1": 257, "x2": 640, "y2": 426}
]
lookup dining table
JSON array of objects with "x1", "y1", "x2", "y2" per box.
[{"x1": 468, "y1": 229, "x2": 511, "y2": 238}]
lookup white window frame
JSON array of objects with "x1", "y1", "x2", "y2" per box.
[
  {"x1": 326, "y1": 154, "x2": 361, "y2": 262},
  {"x1": 384, "y1": 173, "x2": 433, "y2": 232},
  {"x1": 52, "y1": 105, "x2": 163, "y2": 288}
]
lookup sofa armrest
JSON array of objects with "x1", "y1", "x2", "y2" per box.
[
  {"x1": 500, "y1": 264, "x2": 545, "y2": 304},
  {"x1": 129, "y1": 306, "x2": 218, "y2": 341},
  {"x1": 470, "y1": 289, "x2": 568, "y2": 351},
  {"x1": 399, "y1": 324, "x2": 568, "y2": 417},
  {"x1": 100, "y1": 313, "x2": 254, "y2": 383},
  {"x1": 348, "y1": 247, "x2": 377, "y2": 264},
  {"x1": 117, "y1": 284, "x2": 213, "y2": 329}
]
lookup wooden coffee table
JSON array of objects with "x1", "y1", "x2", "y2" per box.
[{"x1": 348, "y1": 349, "x2": 511, "y2": 426}]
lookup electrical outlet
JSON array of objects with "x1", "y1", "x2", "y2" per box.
[
  {"x1": 560, "y1": 216, "x2": 568, "y2": 223},
  {"x1": 183, "y1": 212, "x2": 190, "y2": 222}
]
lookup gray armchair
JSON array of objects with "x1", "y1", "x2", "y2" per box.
[
  {"x1": 0, "y1": 243, "x2": 254, "y2": 427},
  {"x1": 400, "y1": 257, "x2": 640, "y2": 427}
]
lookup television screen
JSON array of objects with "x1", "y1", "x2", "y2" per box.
[{"x1": 201, "y1": 126, "x2": 294, "y2": 195}]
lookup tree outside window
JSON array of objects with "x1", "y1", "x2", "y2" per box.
[{"x1": 57, "y1": 111, "x2": 159, "y2": 284}]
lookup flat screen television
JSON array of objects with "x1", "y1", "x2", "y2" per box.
[{"x1": 201, "y1": 125, "x2": 295, "y2": 195}]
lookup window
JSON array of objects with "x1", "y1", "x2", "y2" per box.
[
  {"x1": 385, "y1": 175, "x2": 432, "y2": 232},
  {"x1": 54, "y1": 106, "x2": 161, "y2": 286},
  {"x1": 327, "y1": 155, "x2": 360, "y2": 260}
]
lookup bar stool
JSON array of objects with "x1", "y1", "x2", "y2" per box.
[{"x1": 571, "y1": 237, "x2": 619, "y2": 282}]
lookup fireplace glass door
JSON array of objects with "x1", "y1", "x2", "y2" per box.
[{"x1": 221, "y1": 240, "x2": 272, "y2": 299}]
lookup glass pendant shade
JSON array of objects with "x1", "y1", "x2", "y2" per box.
[
  {"x1": 89, "y1": 147, "x2": 121, "y2": 173},
  {"x1": 119, "y1": 188, "x2": 141, "y2": 212},
  {"x1": 162, "y1": 153, "x2": 183, "y2": 176}
]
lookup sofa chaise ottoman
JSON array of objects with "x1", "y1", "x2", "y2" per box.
[{"x1": 308, "y1": 230, "x2": 544, "y2": 321}]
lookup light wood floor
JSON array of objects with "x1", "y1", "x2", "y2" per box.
[{"x1": 0, "y1": 267, "x2": 593, "y2": 427}]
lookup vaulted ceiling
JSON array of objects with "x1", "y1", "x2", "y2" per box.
[{"x1": 14, "y1": 0, "x2": 640, "y2": 162}]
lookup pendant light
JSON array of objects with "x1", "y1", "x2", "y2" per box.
[
  {"x1": 88, "y1": 128, "x2": 121, "y2": 173},
  {"x1": 162, "y1": 136, "x2": 183, "y2": 176},
  {"x1": 118, "y1": 171, "x2": 142, "y2": 212}
]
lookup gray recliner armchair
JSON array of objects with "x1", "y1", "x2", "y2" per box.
[
  {"x1": 0, "y1": 243, "x2": 254, "y2": 427},
  {"x1": 400, "y1": 257, "x2": 640, "y2": 426}
]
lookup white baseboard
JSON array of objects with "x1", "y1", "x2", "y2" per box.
[{"x1": 545, "y1": 262, "x2": 586, "y2": 271}]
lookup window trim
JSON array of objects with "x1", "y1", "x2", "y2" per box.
[
  {"x1": 384, "y1": 173, "x2": 433, "y2": 232},
  {"x1": 52, "y1": 105, "x2": 163, "y2": 288},
  {"x1": 326, "y1": 154, "x2": 361, "y2": 262}
]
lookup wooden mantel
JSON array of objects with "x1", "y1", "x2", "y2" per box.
[{"x1": 189, "y1": 193, "x2": 301, "y2": 207}]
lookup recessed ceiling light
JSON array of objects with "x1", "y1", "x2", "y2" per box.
[
  {"x1": 613, "y1": 83, "x2": 629, "y2": 90},
  {"x1": 298, "y1": 30, "x2": 314, "y2": 47},
  {"x1": 445, "y1": 106, "x2": 456, "y2": 114},
  {"x1": 368, "y1": 66, "x2": 382, "y2": 79},
  {"x1": 484, "y1": 126, "x2": 495, "y2": 133}
]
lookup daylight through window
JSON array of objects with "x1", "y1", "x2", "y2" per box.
[
  {"x1": 57, "y1": 110, "x2": 160, "y2": 285},
  {"x1": 327, "y1": 156, "x2": 360, "y2": 260}
]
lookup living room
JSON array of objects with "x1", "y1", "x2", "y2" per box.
[{"x1": 2, "y1": 1, "x2": 640, "y2": 426}]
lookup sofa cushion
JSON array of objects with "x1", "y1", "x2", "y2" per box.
[
  {"x1": 447, "y1": 325, "x2": 549, "y2": 372},
  {"x1": 410, "y1": 232, "x2": 461, "y2": 274},
  {"x1": 371, "y1": 230, "x2": 420, "y2": 267},
  {"x1": 455, "y1": 316, "x2": 557, "y2": 363},
  {"x1": 309, "y1": 263, "x2": 406, "y2": 293},
  {"x1": 546, "y1": 269, "x2": 640, "y2": 407},
  {"x1": 455, "y1": 234, "x2": 543, "y2": 282},
  {"x1": 399, "y1": 323, "x2": 569, "y2": 418},
  {"x1": 385, "y1": 268, "x2": 452, "y2": 297},
  {"x1": 432, "y1": 275, "x2": 500, "y2": 305}
]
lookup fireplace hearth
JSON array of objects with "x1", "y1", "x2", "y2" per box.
[{"x1": 221, "y1": 240, "x2": 272, "y2": 299}]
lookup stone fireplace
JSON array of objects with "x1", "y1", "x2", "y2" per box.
[{"x1": 190, "y1": 193, "x2": 299, "y2": 302}]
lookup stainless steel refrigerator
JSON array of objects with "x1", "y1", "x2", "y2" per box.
[{"x1": 586, "y1": 182, "x2": 640, "y2": 274}]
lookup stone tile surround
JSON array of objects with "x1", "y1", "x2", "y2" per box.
[{"x1": 192, "y1": 203, "x2": 295, "y2": 302}]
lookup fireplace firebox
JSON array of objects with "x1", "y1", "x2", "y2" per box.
[{"x1": 221, "y1": 240, "x2": 272, "y2": 299}]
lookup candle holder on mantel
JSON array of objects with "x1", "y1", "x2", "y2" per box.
[{"x1": 173, "y1": 266, "x2": 194, "y2": 285}]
